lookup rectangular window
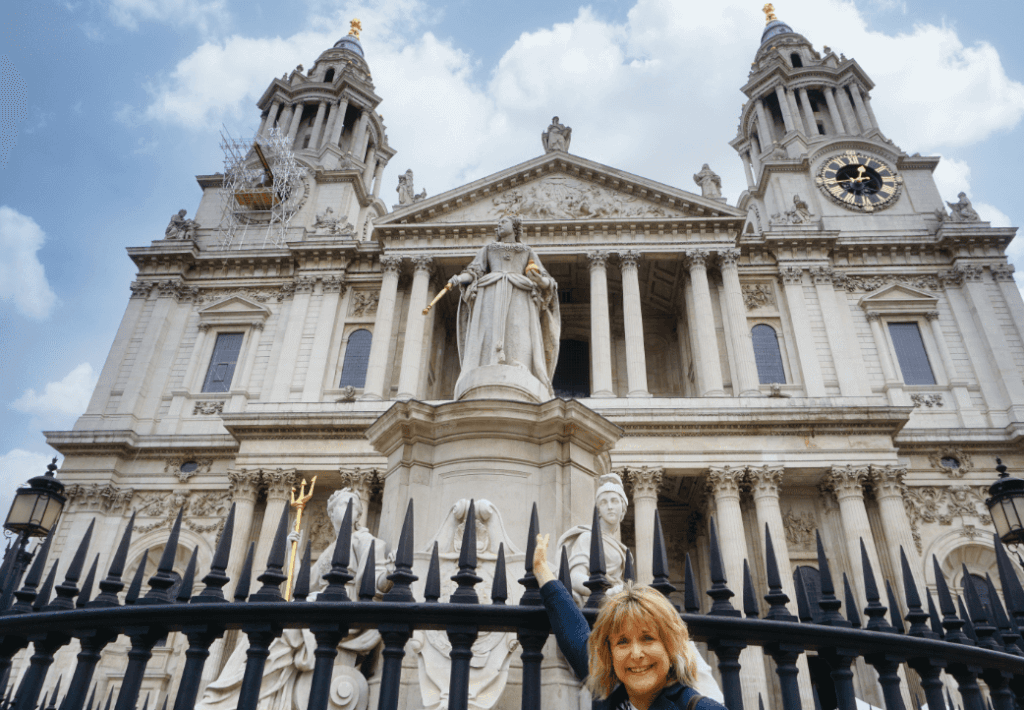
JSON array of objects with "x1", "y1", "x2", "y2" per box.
[
  {"x1": 888, "y1": 322, "x2": 935, "y2": 385},
  {"x1": 201, "y1": 332, "x2": 244, "y2": 393}
]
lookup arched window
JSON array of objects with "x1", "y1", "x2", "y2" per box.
[
  {"x1": 323, "y1": 68, "x2": 335, "y2": 83},
  {"x1": 791, "y1": 53, "x2": 804, "y2": 68},
  {"x1": 339, "y1": 329, "x2": 372, "y2": 388},
  {"x1": 752, "y1": 324, "x2": 786, "y2": 384}
]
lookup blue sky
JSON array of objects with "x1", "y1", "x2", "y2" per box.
[{"x1": 1, "y1": 0, "x2": 1022, "y2": 498}]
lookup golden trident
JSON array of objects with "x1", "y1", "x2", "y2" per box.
[{"x1": 285, "y1": 475, "x2": 316, "y2": 601}]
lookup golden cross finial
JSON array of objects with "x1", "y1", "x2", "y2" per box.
[
  {"x1": 349, "y1": 19, "x2": 362, "y2": 39},
  {"x1": 763, "y1": 3, "x2": 777, "y2": 23}
]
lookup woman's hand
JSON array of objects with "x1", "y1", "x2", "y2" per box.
[{"x1": 533, "y1": 533, "x2": 556, "y2": 587}]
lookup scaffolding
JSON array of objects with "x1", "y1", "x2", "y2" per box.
[{"x1": 215, "y1": 126, "x2": 307, "y2": 250}]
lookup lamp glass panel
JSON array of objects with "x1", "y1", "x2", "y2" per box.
[
  {"x1": 6, "y1": 491, "x2": 41, "y2": 529},
  {"x1": 39, "y1": 498, "x2": 63, "y2": 532},
  {"x1": 1008, "y1": 495, "x2": 1024, "y2": 533},
  {"x1": 991, "y1": 501, "x2": 1010, "y2": 537}
]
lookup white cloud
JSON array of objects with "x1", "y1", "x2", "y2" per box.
[
  {"x1": 106, "y1": 0, "x2": 228, "y2": 34},
  {"x1": 0, "y1": 206, "x2": 58, "y2": 321},
  {"x1": 11, "y1": 363, "x2": 98, "y2": 419},
  {"x1": 0, "y1": 450, "x2": 57, "y2": 519},
  {"x1": 933, "y1": 156, "x2": 1013, "y2": 226}
]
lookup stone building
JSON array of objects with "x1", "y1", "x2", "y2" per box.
[{"x1": 38, "y1": 10, "x2": 1022, "y2": 710}]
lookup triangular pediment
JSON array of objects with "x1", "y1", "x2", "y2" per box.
[
  {"x1": 199, "y1": 296, "x2": 272, "y2": 316},
  {"x1": 858, "y1": 283, "x2": 939, "y2": 312},
  {"x1": 378, "y1": 152, "x2": 744, "y2": 227}
]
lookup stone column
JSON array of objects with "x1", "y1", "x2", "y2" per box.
[
  {"x1": 270, "y1": 277, "x2": 315, "y2": 401},
  {"x1": 755, "y1": 99, "x2": 774, "y2": 147},
  {"x1": 302, "y1": 277, "x2": 346, "y2": 402},
  {"x1": 742, "y1": 153, "x2": 755, "y2": 188},
  {"x1": 778, "y1": 266, "x2": 826, "y2": 396},
  {"x1": 588, "y1": 252, "x2": 614, "y2": 397},
  {"x1": 811, "y1": 267, "x2": 865, "y2": 396},
  {"x1": 310, "y1": 100, "x2": 328, "y2": 150},
  {"x1": 798, "y1": 88, "x2": 818, "y2": 137},
  {"x1": 396, "y1": 256, "x2": 433, "y2": 400},
  {"x1": 625, "y1": 467, "x2": 662, "y2": 585},
  {"x1": 329, "y1": 97, "x2": 350, "y2": 147},
  {"x1": 253, "y1": 469, "x2": 296, "y2": 571},
  {"x1": 278, "y1": 103, "x2": 295, "y2": 137},
  {"x1": 786, "y1": 89, "x2": 805, "y2": 135},
  {"x1": 362, "y1": 148, "x2": 378, "y2": 191},
  {"x1": 718, "y1": 249, "x2": 761, "y2": 396},
  {"x1": 361, "y1": 255, "x2": 403, "y2": 400},
  {"x1": 824, "y1": 88, "x2": 847, "y2": 134},
  {"x1": 685, "y1": 250, "x2": 725, "y2": 396},
  {"x1": 619, "y1": 250, "x2": 650, "y2": 397},
  {"x1": 339, "y1": 468, "x2": 380, "y2": 530},
  {"x1": 181, "y1": 322, "x2": 212, "y2": 392},
  {"x1": 84, "y1": 283, "x2": 151, "y2": 416},
  {"x1": 708, "y1": 467, "x2": 768, "y2": 710},
  {"x1": 286, "y1": 102, "x2": 304, "y2": 146},
  {"x1": 869, "y1": 465, "x2": 920, "y2": 595},
  {"x1": 225, "y1": 469, "x2": 263, "y2": 596},
  {"x1": 372, "y1": 161, "x2": 386, "y2": 199},
  {"x1": 750, "y1": 137, "x2": 762, "y2": 177},
  {"x1": 850, "y1": 85, "x2": 875, "y2": 130},
  {"x1": 261, "y1": 99, "x2": 281, "y2": 136},
  {"x1": 836, "y1": 87, "x2": 861, "y2": 134},
  {"x1": 820, "y1": 466, "x2": 885, "y2": 611},
  {"x1": 924, "y1": 310, "x2": 977, "y2": 426},
  {"x1": 774, "y1": 86, "x2": 796, "y2": 134},
  {"x1": 350, "y1": 110, "x2": 370, "y2": 159}
]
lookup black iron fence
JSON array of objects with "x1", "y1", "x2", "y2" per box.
[{"x1": 0, "y1": 498, "x2": 1022, "y2": 710}]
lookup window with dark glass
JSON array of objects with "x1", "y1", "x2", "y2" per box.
[
  {"x1": 888, "y1": 322, "x2": 935, "y2": 385},
  {"x1": 552, "y1": 339, "x2": 590, "y2": 399},
  {"x1": 201, "y1": 332, "x2": 243, "y2": 393},
  {"x1": 339, "y1": 329, "x2": 372, "y2": 388},
  {"x1": 752, "y1": 324, "x2": 786, "y2": 384}
]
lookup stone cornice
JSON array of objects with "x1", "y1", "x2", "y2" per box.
[{"x1": 44, "y1": 430, "x2": 239, "y2": 457}]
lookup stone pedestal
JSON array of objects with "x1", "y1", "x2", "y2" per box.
[{"x1": 453, "y1": 365, "x2": 550, "y2": 403}]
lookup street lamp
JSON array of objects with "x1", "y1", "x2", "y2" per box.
[{"x1": 986, "y1": 458, "x2": 1024, "y2": 548}]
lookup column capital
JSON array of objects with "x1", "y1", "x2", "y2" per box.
[
  {"x1": 747, "y1": 465, "x2": 784, "y2": 499},
  {"x1": 865, "y1": 310, "x2": 883, "y2": 322},
  {"x1": 718, "y1": 248, "x2": 741, "y2": 268},
  {"x1": 227, "y1": 468, "x2": 262, "y2": 503},
  {"x1": 622, "y1": 466, "x2": 664, "y2": 498},
  {"x1": 321, "y1": 274, "x2": 346, "y2": 294},
  {"x1": 198, "y1": 321, "x2": 214, "y2": 332},
  {"x1": 924, "y1": 310, "x2": 940, "y2": 321},
  {"x1": 293, "y1": 275, "x2": 317, "y2": 294},
  {"x1": 262, "y1": 468, "x2": 297, "y2": 501},
  {"x1": 869, "y1": 464, "x2": 907, "y2": 500},
  {"x1": 587, "y1": 251, "x2": 610, "y2": 270},
  {"x1": 809, "y1": 266, "x2": 834, "y2": 285},
  {"x1": 707, "y1": 465, "x2": 745, "y2": 499},
  {"x1": 778, "y1": 265, "x2": 804, "y2": 285},
  {"x1": 951, "y1": 263, "x2": 985, "y2": 283},
  {"x1": 410, "y1": 255, "x2": 434, "y2": 274},
  {"x1": 991, "y1": 263, "x2": 1016, "y2": 282},
  {"x1": 380, "y1": 254, "x2": 404, "y2": 274},
  {"x1": 338, "y1": 466, "x2": 382, "y2": 497},
  {"x1": 683, "y1": 249, "x2": 710, "y2": 270},
  {"x1": 618, "y1": 250, "x2": 642, "y2": 270},
  {"x1": 129, "y1": 280, "x2": 155, "y2": 299},
  {"x1": 819, "y1": 465, "x2": 869, "y2": 501}
]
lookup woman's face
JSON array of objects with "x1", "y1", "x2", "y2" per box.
[
  {"x1": 597, "y1": 492, "x2": 625, "y2": 526},
  {"x1": 329, "y1": 494, "x2": 361, "y2": 531},
  {"x1": 610, "y1": 618, "x2": 672, "y2": 706},
  {"x1": 496, "y1": 217, "x2": 515, "y2": 241}
]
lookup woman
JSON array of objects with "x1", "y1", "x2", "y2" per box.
[{"x1": 534, "y1": 533, "x2": 727, "y2": 710}]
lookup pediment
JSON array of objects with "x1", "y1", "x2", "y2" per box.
[
  {"x1": 198, "y1": 296, "x2": 272, "y2": 326},
  {"x1": 378, "y1": 152, "x2": 744, "y2": 227},
  {"x1": 858, "y1": 284, "x2": 938, "y2": 312}
]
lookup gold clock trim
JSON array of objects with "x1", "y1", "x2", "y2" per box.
[{"x1": 815, "y1": 150, "x2": 903, "y2": 213}]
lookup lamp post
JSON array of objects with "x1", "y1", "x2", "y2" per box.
[
  {"x1": 986, "y1": 458, "x2": 1024, "y2": 569},
  {"x1": 0, "y1": 457, "x2": 67, "y2": 610}
]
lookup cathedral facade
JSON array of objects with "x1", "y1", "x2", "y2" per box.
[{"x1": 38, "y1": 10, "x2": 1022, "y2": 710}]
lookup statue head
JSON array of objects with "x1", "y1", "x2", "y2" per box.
[
  {"x1": 326, "y1": 488, "x2": 363, "y2": 533},
  {"x1": 177, "y1": 209, "x2": 187, "y2": 217},
  {"x1": 551, "y1": 116, "x2": 560, "y2": 126},
  {"x1": 958, "y1": 192, "x2": 968, "y2": 201},
  {"x1": 495, "y1": 215, "x2": 523, "y2": 243},
  {"x1": 702, "y1": 163, "x2": 710, "y2": 170},
  {"x1": 595, "y1": 473, "x2": 627, "y2": 526}
]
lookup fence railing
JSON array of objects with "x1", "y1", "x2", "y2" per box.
[{"x1": 0, "y1": 498, "x2": 1022, "y2": 710}]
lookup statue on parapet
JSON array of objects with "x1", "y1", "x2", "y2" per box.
[
  {"x1": 693, "y1": 164, "x2": 723, "y2": 200},
  {"x1": 396, "y1": 169, "x2": 427, "y2": 207},
  {"x1": 541, "y1": 116, "x2": 572, "y2": 153},
  {"x1": 165, "y1": 209, "x2": 199, "y2": 240},
  {"x1": 946, "y1": 192, "x2": 981, "y2": 222}
]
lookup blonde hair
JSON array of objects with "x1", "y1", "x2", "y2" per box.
[{"x1": 585, "y1": 582, "x2": 699, "y2": 700}]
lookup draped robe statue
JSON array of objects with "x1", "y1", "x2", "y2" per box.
[{"x1": 196, "y1": 489, "x2": 393, "y2": 710}]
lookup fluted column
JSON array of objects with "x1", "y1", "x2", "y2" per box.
[
  {"x1": 286, "y1": 102, "x2": 304, "y2": 146},
  {"x1": 774, "y1": 86, "x2": 796, "y2": 134},
  {"x1": 824, "y1": 88, "x2": 847, "y2": 134},
  {"x1": 820, "y1": 466, "x2": 884, "y2": 610},
  {"x1": 225, "y1": 469, "x2": 262, "y2": 596},
  {"x1": 755, "y1": 99, "x2": 774, "y2": 147},
  {"x1": 849, "y1": 85, "x2": 875, "y2": 130},
  {"x1": 685, "y1": 250, "x2": 725, "y2": 396},
  {"x1": 619, "y1": 251, "x2": 650, "y2": 397},
  {"x1": 798, "y1": 88, "x2": 817, "y2": 136},
  {"x1": 350, "y1": 110, "x2": 370, "y2": 159},
  {"x1": 836, "y1": 87, "x2": 860, "y2": 134},
  {"x1": 253, "y1": 469, "x2": 296, "y2": 569},
  {"x1": 339, "y1": 468, "x2": 380, "y2": 530},
  {"x1": 870, "y1": 466, "x2": 920, "y2": 594},
  {"x1": 397, "y1": 256, "x2": 433, "y2": 400},
  {"x1": 779, "y1": 266, "x2": 825, "y2": 396},
  {"x1": 310, "y1": 100, "x2": 328, "y2": 149},
  {"x1": 588, "y1": 252, "x2": 614, "y2": 397},
  {"x1": 719, "y1": 249, "x2": 761, "y2": 396},
  {"x1": 360, "y1": 255, "x2": 403, "y2": 400},
  {"x1": 329, "y1": 97, "x2": 350, "y2": 147},
  {"x1": 261, "y1": 99, "x2": 281, "y2": 136},
  {"x1": 708, "y1": 467, "x2": 768, "y2": 710},
  {"x1": 625, "y1": 467, "x2": 662, "y2": 585}
]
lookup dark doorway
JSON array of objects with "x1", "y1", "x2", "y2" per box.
[{"x1": 552, "y1": 339, "x2": 590, "y2": 399}]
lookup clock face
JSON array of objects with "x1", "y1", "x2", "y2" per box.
[{"x1": 815, "y1": 151, "x2": 903, "y2": 212}]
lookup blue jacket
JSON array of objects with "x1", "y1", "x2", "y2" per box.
[{"x1": 539, "y1": 580, "x2": 727, "y2": 710}]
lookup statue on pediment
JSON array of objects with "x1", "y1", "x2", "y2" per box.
[
  {"x1": 449, "y1": 216, "x2": 560, "y2": 401},
  {"x1": 396, "y1": 169, "x2": 426, "y2": 207},
  {"x1": 946, "y1": 192, "x2": 981, "y2": 222},
  {"x1": 693, "y1": 164, "x2": 723, "y2": 200},
  {"x1": 541, "y1": 116, "x2": 572, "y2": 153}
]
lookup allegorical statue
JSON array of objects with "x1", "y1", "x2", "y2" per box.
[
  {"x1": 946, "y1": 192, "x2": 981, "y2": 222},
  {"x1": 448, "y1": 215, "x2": 560, "y2": 401},
  {"x1": 197, "y1": 489, "x2": 393, "y2": 710},
  {"x1": 396, "y1": 169, "x2": 427, "y2": 207},
  {"x1": 692, "y1": 164, "x2": 723, "y2": 200},
  {"x1": 541, "y1": 117, "x2": 572, "y2": 153},
  {"x1": 165, "y1": 209, "x2": 199, "y2": 240}
]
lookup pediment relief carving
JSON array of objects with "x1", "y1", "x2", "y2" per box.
[
  {"x1": 197, "y1": 296, "x2": 272, "y2": 326},
  {"x1": 858, "y1": 283, "x2": 938, "y2": 313}
]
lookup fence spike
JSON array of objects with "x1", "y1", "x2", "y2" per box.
[
  {"x1": 292, "y1": 542, "x2": 312, "y2": 603},
  {"x1": 450, "y1": 499, "x2": 482, "y2": 603},
  {"x1": 683, "y1": 553, "x2": 700, "y2": 614},
  {"x1": 957, "y1": 596, "x2": 978, "y2": 644},
  {"x1": 993, "y1": 533, "x2": 1024, "y2": 625},
  {"x1": 763, "y1": 524, "x2": 795, "y2": 621},
  {"x1": 76, "y1": 554, "x2": 100, "y2": 609},
  {"x1": 927, "y1": 592, "x2": 945, "y2": 639},
  {"x1": 517, "y1": 503, "x2": 542, "y2": 606},
  {"x1": 885, "y1": 580, "x2": 905, "y2": 633},
  {"x1": 843, "y1": 573, "x2": 861, "y2": 628},
  {"x1": 383, "y1": 499, "x2": 417, "y2": 602},
  {"x1": 859, "y1": 538, "x2": 892, "y2": 632},
  {"x1": 49, "y1": 519, "x2": 95, "y2": 610},
  {"x1": 583, "y1": 505, "x2": 610, "y2": 609},
  {"x1": 175, "y1": 546, "x2": 198, "y2": 604},
  {"x1": 233, "y1": 542, "x2": 256, "y2": 602},
  {"x1": 491, "y1": 543, "x2": 508, "y2": 605},
  {"x1": 961, "y1": 566, "x2": 999, "y2": 650},
  {"x1": 102, "y1": 686, "x2": 114, "y2": 710},
  {"x1": 45, "y1": 676, "x2": 60, "y2": 710},
  {"x1": 358, "y1": 541, "x2": 377, "y2": 602},
  {"x1": 814, "y1": 531, "x2": 847, "y2": 627},
  {"x1": 932, "y1": 555, "x2": 969, "y2": 643},
  {"x1": 83, "y1": 684, "x2": 96, "y2": 710},
  {"x1": 650, "y1": 509, "x2": 675, "y2": 599},
  {"x1": 140, "y1": 508, "x2": 185, "y2": 605},
  {"x1": 794, "y1": 567, "x2": 814, "y2": 623},
  {"x1": 319, "y1": 499, "x2": 355, "y2": 603},
  {"x1": 33, "y1": 561, "x2": 59, "y2": 612},
  {"x1": 91, "y1": 513, "x2": 135, "y2": 608},
  {"x1": 125, "y1": 549, "x2": 150, "y2": 605},
  {"x1": 984, "y1": 574, "x2": 1022, "y2": 655},
  {"x1": 139, "y1": 692, "x2": 149, "y2": 710},
  {"x1": 900, "y1": 547, "x2": 933, "y2": 638},
  {"x1": 196, "y1": 504, "x2": 235, "y2": 602},
  {"x1": 249, "y1": 503, "x2": 291, "y2": 603},
  {"x1": 12, "y1": 527, "x2": 54, "y2": 613},
  {"x1": 424, "y1": 541, "x2": 441, "y2": 603},
  {"x1": 558, "y1": 545, "x2": 572, "y2": 592},
  {"x1": 706, "y1": 517, "x2": 738, "y2": 617},
  {"x1": 742, "y1": 559, "x2": 759, "y2": 618},
  {"x1": 758, "y1": 693, "x2": 764, "y2": 710},
  {"x1": 623, "y1": 549, "x2": 635, "y2": 584}
]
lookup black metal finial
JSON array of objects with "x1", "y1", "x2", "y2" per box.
[
  {"x1": 175, "y1": 546, "x2": 198, "y2": 603},
  {"x1": 383, "y1": 499, "x2": 418, "y2": 602},
  {"x1": 843, "y1": 574, "x2": 861, "y2": 628},
  {"x1": 961, "y1": 566, "x2": 999, "y2": 651},
  {"x1": 76, "y1": 554, "x2": 100, "y2": 609},
  {"x1": 885, "y1": 580, "x2": 905, "y2": 634},
  {"x1": 557, "y1": 545, "x2": 572, "y2": 591},
  {"x1": 12, "y1": 528, "x2": 54, "y2": 614},
  {"x1": 124, "y1": 549, "x2": 150, "y2": 605},
  {"x1": 815, "y1": 531, "x2": 848, "y2": 627},
  {"x1": 984, "y1": 574, "x2": 1022, "y2": 655},
  {"x1": 859, "y1": 539, "x2": 892, "y2": 632},
  {"x1": 292, "y1": 542, "x2": 312, "y2": 603},
  {"x1": 33, "y1": 561, "x2": 59, "y2": 611},
  {"x1": 196, "y1": 504, "x2": 235, "y2": 603},
  {"x1": 319, "y1": 498, "x2": 354, "y2": 603},
  {"x1": 706, "y1": 516, "x2": 738, "y2": 617},
  {"x1": 491, "y1": 543, "x2": 508, "y2": 605},
  {"x1": 83, "y1": 684, "x2": 97, "y2": 710},
  {"x1": 957, "y1": 596, "x2": 978, "y2": 644},
  {"x1": 91, "y1": 512, "x2": 135, "y2": 608},
  {"x1": 901, "y1": 547, "x2": 934, "y2": 638},
  {"x1": 139, "y1": 508, "x2": 185, "y2": 605},
  {"x1": 233, "y1": 542, "x2": 256, "y2": 602},
  {"x1": 742, "y1": 560, "x2": 759, "y2": 618},
  {"x1": 683, "y1": 553, "x2": 700, "y2": 614},
  {"x1": 450, "y1": 500, "x2": 482, "y2": 604},
  {"x1": 358, "y1": 542, "x2": 377, "y2": 602},
  {"x1": 583, "y1": 505, "x2": 610, "y2": 609},
  {"x1": 650, "y1": 509, "x2": 676, "y2": 599},
  {"x1": 794, "y1": 567, "x2": 814, "y2": 623},
  {"x1": 48, "y1": 519, "x2": 95, "y2": 610},
  {"x1": 517, "y1": 503, "x2": 542, "y2": 607},
  {"x1": 424, "y1": 541, "x2": 441, "y2": 603},
  {"x1": 102, "y1": 686, "x2": 114, "y2": 710},
  {"x1": 927, "y1": 592, "x2": 945, "y2": 639},
  {"x1": 250, "y1": 504, "x2": 291, "y2": 603},
  {"x1": 764, "y1": 524, "x2": 795, "y2": 622},
  {"x1": 931, "y1": 555, "x2": 968, "y2": 644}
]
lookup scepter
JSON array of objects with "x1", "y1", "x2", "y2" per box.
[
  {"x1": 285, "y1": 476, "x2": 316, "y2": 601},
  {"x1": 422, "y1": 282, "x2": 453, "y2": 315}
]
